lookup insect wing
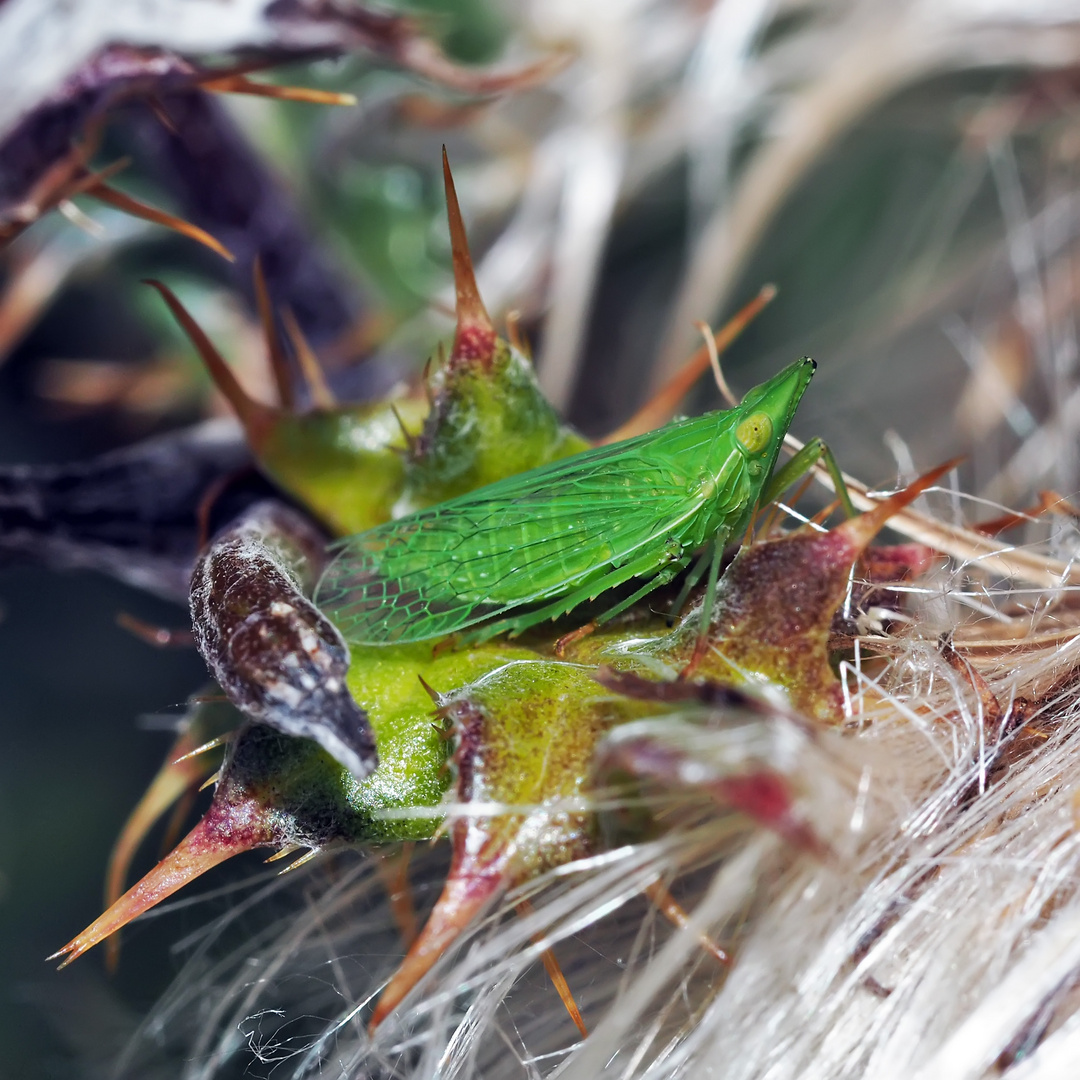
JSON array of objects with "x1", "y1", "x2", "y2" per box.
[{"x1": 318, "y1": 428, "x2": 738, "y2": 644}]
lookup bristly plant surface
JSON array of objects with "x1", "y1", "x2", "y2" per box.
[{"x1": 46, "y1": 149, "x2": 953, "y2": 1046}]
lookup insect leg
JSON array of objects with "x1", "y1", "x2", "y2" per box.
[
  {"x1": 593, "y1": 563, "x2": 681, "y2": 626},
  {"x1": 762, "y1": 437, "x2": 856, "y2": 518},
  {"x1": 666, "y1": 546, "x2": 713, "y2": 625},
  {"x1": 472, "y1": 549, "x2": 686, "y2": 642},
  {"x1": 682, "y1": 534, "x2": 725, "y2": 676}
]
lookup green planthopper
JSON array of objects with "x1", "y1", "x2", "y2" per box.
[{"x1": 316, "y1": 355, "x2": 854, "y2": 647}]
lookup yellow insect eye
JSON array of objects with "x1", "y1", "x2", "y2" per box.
[{"x1": 735, "y1": 412, "x2": 773, "y2": 454}]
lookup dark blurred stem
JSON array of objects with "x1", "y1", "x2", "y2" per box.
[{"x1": 125, "y1": 90, "x2": 363, "y2": 359}]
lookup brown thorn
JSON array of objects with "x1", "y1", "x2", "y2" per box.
[
  {"x1": 680, "y1": 635, "x2": 710, "y2": 680},
  {"x1": 253, "y1": 257, "x2": 294, "y2": 410},
  {"x1": 975, "y1": 489, "x2": 1080, "y2": 536},
  {"x1": 158, "y1": 784, "x2": 199, "y2": 858},
  {"x1": 198, "y1": 74, "x2": 357, "y2": 108},
  {"x1": 516, "y1": 898, "x2": 588, "y2": 1037},
  {"x1": 442, "y1": 147, "x2": 496, "y2": 364},
  {"x1": 643, "y1": 880, "x2": 730, "y2": 967},
  {"x1": 116, "y1": 612, "x2": 194, "y2": 649},
  {"x1": 377, "y1": 844, "x2": 419, "y2": 948},
  {"x1": 87, "y1": 184, "x2": 234, "y2": 262},
  {"x1": 600, "y1": 284, "x2": 776, "y2": 444},
  {"x1": 282, "y1": 306, "x2": 336, "y2": 410},
  {"x1": 64, "y1": 157, "x2": 132, "y2": 198},
  {"x1": 416, "y1": 674, "x2": 443, "y2": 706},
  {"x1": 421, "y1": 357, "x2": 435, "y2": 407},
  {"x1": 840, "y1": 457, "x2": 964, "y2": 551},
  {"x1": 939, "y1": 635, "x2": 1005, "y2": 730},
  {"x1": 390, "y1": 404, "x2": 416, "y2": 454},
  {"x1": 758, "y1": 472, "x2": 814, "y2": 538},
  {"x1": 809, "y1": 499, "x2": 841, "y2": 527},
  {"x1": 143, "y1": 280, "x2": 278, "y2": 449},
  {"x1": 197, "y1": 770, "x2": 221, "y2": 793}
]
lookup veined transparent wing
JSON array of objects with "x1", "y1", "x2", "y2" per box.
[{"x1": 316, "y1": 417, "x2": 746, "y2": 644}]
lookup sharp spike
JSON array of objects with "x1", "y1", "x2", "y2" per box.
[
  {"x1": 282, "y1": 306, "x2": 337, "y2": 410},
  {"x1": 516, "y1": 898, "x2": 588, "y2": 1037},
  {"x1": 378, "y1": 844, "x2": 419, "y2": 948},
  {"x1": 276, "y1": 848, "x2": 319, "y2": 875},
  {"x1": 390, "y1": 404, "x2": 416, "y2": 454},
  {"x1": 172, "y1": 732, "x2": 235, "y2": 764},
  {"x1": 198, "y1": 769, "x2": 221, "y2": 793},
  {"x1": 505, "y1": 309, "x2": 528, "y2": 354},
  {"x1": 264, "y1": 844, "x2": 302, "y2": 863},
  {"x1": 143, "y1": 280, "x2": 278, "y2": 450},
  {"x1": 643, "y1": 880, "x2": 729, "y2": 967},
  {"x1": 441, "y1": 147, "x2": 496, "y2": 366},
  {"x1": 102, "y1": 744, "x2": 209, "y2": 973},
  {"x1": 89, "y1": 184, "x2": 234, "y2": 262},
  {"x1": 416, "y1": 675, "x2": 443, "y2": 708},
  {"x1": 253, "y1": 258, "x2": 295, "y2": 410},
  {"x1": 199, "y1": 74, "x2": 357, "y2": 107},
  {"x1": 370, "y1": 862, "x2": 503, "y2": 1032},
  {"x1": 421, "y1": 356, "x2": 435, "y2": 407},
  {"x1": 52, "y1": 815, "x2": 259, "y2": 969},
  {"x1": 600, "y1": 284, "x2": 776, "y2": 444},
  {"x1": 839, "y1": 458, "x2": 962, "y2": 551},
  {"x1": 115, "y1": 612, "x2": 194, "y2": 648}
]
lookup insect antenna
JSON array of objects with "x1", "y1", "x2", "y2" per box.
[{"x1": 694, "y1": 318, "x2": 739, "y2": 407}]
